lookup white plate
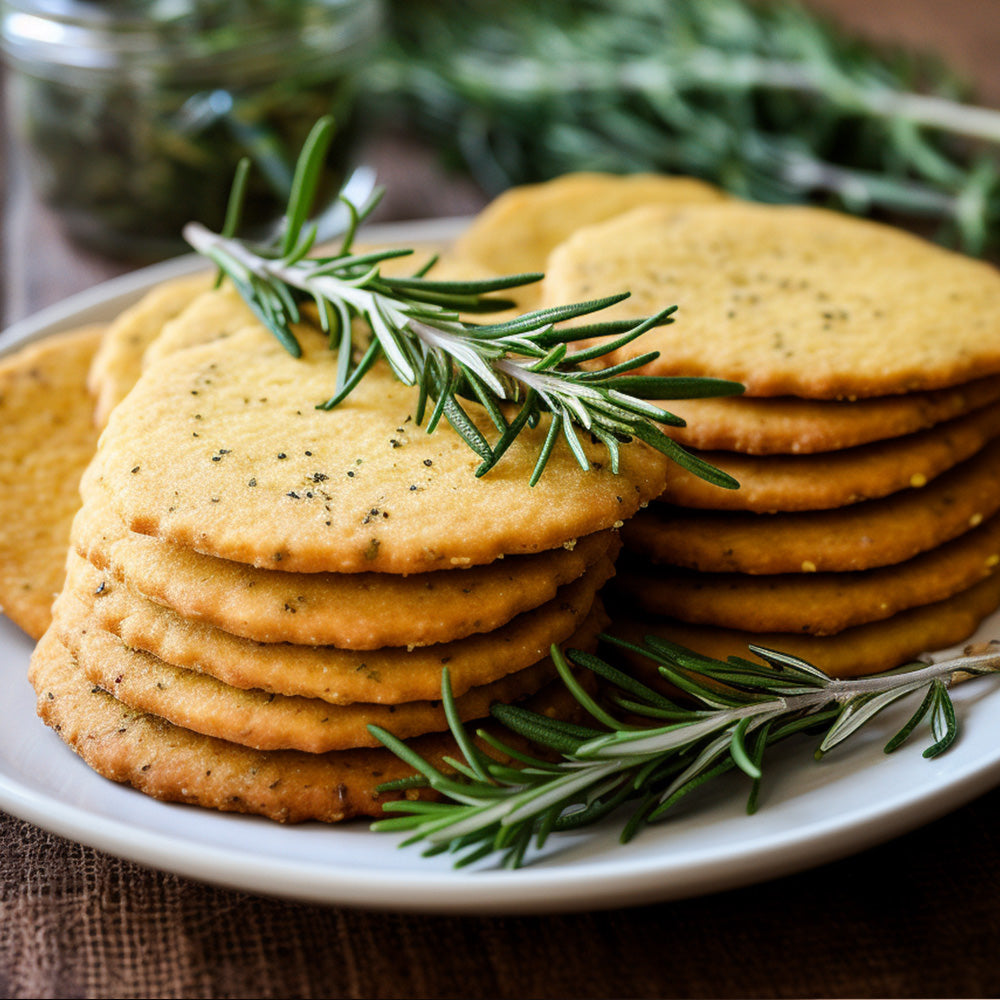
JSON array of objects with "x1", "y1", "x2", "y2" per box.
[{"x1": 3, "y1": 219, "x2": 1000, "y2": 914}]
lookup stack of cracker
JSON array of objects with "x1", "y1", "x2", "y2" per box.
[
  {"x1": 20, "y1": 282, "x2": 670, "y2": 822},
  {"x1": 537, "y1": 201, "x2": 1000, "y2": 677}
]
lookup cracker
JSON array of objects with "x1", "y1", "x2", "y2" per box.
[
  {"x1": 610, "y1": 570, "x2": 1000, "y2": 680},
  {"x1": 74, "y1": 489, "x2": 617, "y2": 647},
  {"x1": 614, "y1": 509, "x2": 1000, "y2": 635},
  {"x1": 88, "y1": 273, "x2": 214, "y2": 426},
  {"x1": 57, "y1": 579, "x2": 604, "y2": 753},
  {"x1": 657, "y1": 401, "x2": 1000, "y2": 512},
  {"x1": 543, "y1": 203, "x2": 1000, "y2": 398},
  {"x1": 68, "y1": 550, "x2": 615, "y2": 704},
  {"x1": 0, "y1": 325, "x2": 104, "y2": 639},
  {"x1": 450, "y1": 172, "x2": 726, "y2": 312},
  {"x1": 92, "y1": 323, "x2": 669, "y2": 573},
  {"x1": 622, "y1": 438, "x2": 1000, "y2": 574},
  {"x1": 662, "y1": 377, "x2": 1000, "y2": 455},
  {"x1": 29, "y1": 628, "x2": 588, "y2": 822}
]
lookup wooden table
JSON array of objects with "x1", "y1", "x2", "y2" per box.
[{"x1": 3, "y1": 3, "x2": 1000, "y2": 997}]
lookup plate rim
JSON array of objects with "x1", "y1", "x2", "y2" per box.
[{"x1": 3, "y1": 217, "x2": 1000, "y2": 914}]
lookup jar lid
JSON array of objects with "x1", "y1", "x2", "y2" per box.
[{"x1": 1, "y1": 0, "x2": 382, "y2": 78}]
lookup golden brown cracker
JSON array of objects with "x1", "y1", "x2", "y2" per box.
[
  {"x1": 74, "y1": 488, "x2": 617, "y2": 647},
  {"x1": 69, "y1": 550, "x2": 614, "y2": 704},
  {"x1": 92, "y1": 323, "x2": 669, "y2": 574},
  {"x1": 622, "y1": 438, "x2": 1000, "y2": 574},
  {"x1": 88, "y1": 272, "x2": 214, "y2": 426},
  {"x1": 29, "y1": 628, "x2": 588, "y2": 822},
  {"x1": 57, "y1": 579, "x2": 603, "y2": 753},
  {"x1": 610, "y1": 570, "x2": 1000, "y2": 680},
  {"x1": 543, "y1": 202, "x2": 1000, "y2": 398},
  {"x1": 0, "y1": 326, "x2": 104, "y2": 638},
  {"x1": 661, "y1": 377, "x2": 1000, "y2": 455},
  {"x1": 614, "y1": 510, "x2": 1000, "y2": 635},
  {"x1": 658, "y1": 401, "x2": 1000, "y2": 512}
]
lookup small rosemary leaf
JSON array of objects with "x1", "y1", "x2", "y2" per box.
[
  {"x1": 283, "y1": 222, "x2": 319, "y2": 267},
  {"x1": 730, "y1": 718, "x2": 762, "y2": 779},
  {"x1": 442, "y1": 757, "x2": 485, "y2": 782},
  {"x1": 923, "y1": 680, "x2": 959, "y2": 757},
  {"x1": 369, "y1": 814, "x2": 435, "y2": 833},
  {"x1": 884, "y1": 684, "x2": 937, "y2": 754},
  {"x1": 237, "y1": 285, "x2": 302, "y2": 358},
  {"x1": 606, "y1": 389, "x2": 682, "y2": 422},
  {"x1": 475, "y1": 392, "x2": 537, "y2": 477},
  {"x1": 221, "y1": 157, "x2": 251, "y2": 239},
  {"x1": 560, "y1": 413, "x2": 593, "y2": 473},
  {"x1": 568, "y1": 646, "x2": 684, "y2": 710},
  {"x1": 440, "y1": 666, "x2": 492, "y2": 782},
  {"x1": 464, "y1": 370, "x2": 511, "y2": 434},
  {"x1": 817, "y1": 682, "x2": 926, "y2": 754},
  {"x1": 318, "y1": 247, "x2": 414, "y2": 272},
  {"x1": 488, "y1": 704, "x2": 606, "y2": 741},
  {"x1": 368, "y1": 724, "x2": 451, "y2": 784},
  {"x1": 747, "y1": 645, "x2": 832, "y2": 683},
  {"x1": 454, "y1": 840, "x2": 501, "y2": 869},
  {"x1": 503, "y1": 824, "x2": 535, "y2": 870},
  {"x1": 552, "y1": 643, "x2": 630, "y2": 731},
  {"x1": 528, "y1": 413, "x2": 563, "y2": 487},
  {"x1": 424, "y1": 376, "x2": 453, "y2": 434},
  {"x1": 317, "y1": 339, "x2": 380, "y2": 409},
  {"x1": 745, "y1": 720, "x2": 773, "y2": 814},
  {"x1": 280, "y1": 116, "x2": 334, "y2": 257},
  {"x1": 488, "y1": 705, "x2": 591, "y2": 756},
  {"x1": 558, "y1": 306, "x2": 677, "y2": 360},
  {"x1": 586, "y1": 425, "x2": 622, "y2": 474},
  {"x1": 374, "y1": 773, "x2": 430, "y2": 793},
  {"x1": 385, "y1": 272, "x2": 544, "y2": 293},
  {"x1": 620, "y1": 792, "x2": 662, "y2": 844},
  {"x1": 606, "y1": 694, "x2": 701, "y2": 721},
  {"x1": 474, "y1": 292, "x2": 632, "y2": 336},
  {"x1": 535, "y1": 803, "x2": 562, "y2": 850},
  {"x1": 606, "y1": 375, "x2": 745, "y2": 400},
  {"x1": 651, "y1": 748, "x2": 737, "y2": 820},
  {"x1": 412, "y1": 252, "x2": 439, "y2": 278},
  {"x1": 631, "y1": 424, "x2": 740, "y2": 489},
  {"x1": 442, "y1": 395, "x2": 494, "y2": 461}
]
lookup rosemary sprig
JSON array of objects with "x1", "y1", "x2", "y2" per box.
[
  {"x1": 183, "y1": 118, "x2": 743, "y2": 486},
  {"x1": 373, "y1": 0, "x2": 1000, "y2": 254},
  {"x1": 368, "y1": 638, "x2": 1000, "y2": 869}
]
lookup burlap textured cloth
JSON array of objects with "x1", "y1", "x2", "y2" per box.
[{"x1": 3, "y1": 793, "x2": 999, "y2": 999}]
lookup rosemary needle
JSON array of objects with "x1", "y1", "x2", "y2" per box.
[
  {"x1": 184, "y1": 117, "x2": 744, "y2": 486},
  {"x1": 368, "y1": 638, "x2": 1000, "y2": 869}
]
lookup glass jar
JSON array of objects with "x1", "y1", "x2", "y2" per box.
[{"x1": 2, "y1": 0, "x2": 383, "y2": 258}]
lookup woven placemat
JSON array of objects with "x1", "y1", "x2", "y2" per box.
[{"x1": 3, "y1": 793, "x2": 999, "y2": 999}]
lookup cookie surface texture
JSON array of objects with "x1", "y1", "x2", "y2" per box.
[
  {"x1": 92, "y1": 323, "x2": 669, "y2": 573},
  {"x1": 622, "y1": 439, "x2": 1000, "y2": 574},
  {"x1": 615, "y1": 509, "x2": 1000, "y2": 635},
  {"x1": 657, "y1": 402, "x2": 1000, "y2": 512},
  {"x1": 543, "y1": 203, "x2": 1000, "y2": 398},
  {"x1": 610, "y1": 570, "x2": 1000, "y2": 680},
  {"x1": 0, "y1": 326, "x2": 104, "y2": 638},
  {"x1": 88, "y1": 272, "x2": 214, "y2": 426},
  {"x1": 74, "y1": 489, "x2": 616, "y2": 647},
  {"x1": 661, "y1": 377, "x2": 1000, "y2": 455},
  {"x1": 28, "y1": 628, "x2": 587, "y2": 822}
]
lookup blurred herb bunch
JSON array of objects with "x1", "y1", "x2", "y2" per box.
[{"x1": 371, "y1": 0, "x2": 1000, "y2": 254}]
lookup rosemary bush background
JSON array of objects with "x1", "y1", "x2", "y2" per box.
[{"x1": 369, "y1": 0, "x2": 1000, "y2": 254}]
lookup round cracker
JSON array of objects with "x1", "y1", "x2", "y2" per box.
[
  {"x1": 449, "y1": 172, "x2": 726, "y2": 314},
  {"x1": 657, "y1": 401, "x2": 1000, "y2": 512},
  {"x1": 68, "y1": 551, "x2": 615, "y2": 704},
  {"x1": 0, "y1": 325, "x2": 104, "y2": 639},
  {"x1": 73, "y1": 489, "x2": 617, "y2": 647},
  {"x1": 622, "y1": 438, "x2": 1000, "y2": 574},
  {"x1": 543, "y1": 202, "x2": 1000, "y2": 398},
  {"x1": 92, "y1": 323, "x2": 669, "y2": 573},
  {"x1": 609, "y1": 570, "x2": 1000, "y2": 680},
  {"x1": 88, "y1": 273, "x2": 214, "y2": 427},
  {"x1": 58, "y1": 585, "x2": 603, "y2": 753},
  {"x1": 614, "y1": 509, "x2": 1000, "y2": 635},
  {"x1": 662, "y1": 377, "x2": 1000, "y2": 455},
  {"x1": 29, "y1": 629, "x2": 589, "y2": 822}
]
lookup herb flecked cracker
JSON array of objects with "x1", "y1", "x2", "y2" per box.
[
  {"x1": 71, "y1": 551, "x2": 615, "y2": 704},
  {"x1": 74, "y1": 485, "x2": 617, "y2": 648},
  {"x1": 655, "y1": 401, "x2": 1000, "y2": 512},
  {"x1": 612, "y1": 570, "x2": 1000, "y2": 680},
  {"x1": 622, "y1": 438, "x2": 1000, "y2": 575},
  {"x1": 614, "y1": 509, "x2": 1000, "y2": 635},
  {"x1": 661, "y1": 376, "x2": 1000, "y2": 455},
  {"x1": 0, "y1": 325, "x2": 104, "y2": 639},
  {"x1": 543, "y1": 202, "x2": 1000, "y2": 398},
  {"x1": 29, "y1": 628, "x2": 591, "y2": 822},
  {"x1": 93, "y1": 323, "x2": 670, "y2": 574}
]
